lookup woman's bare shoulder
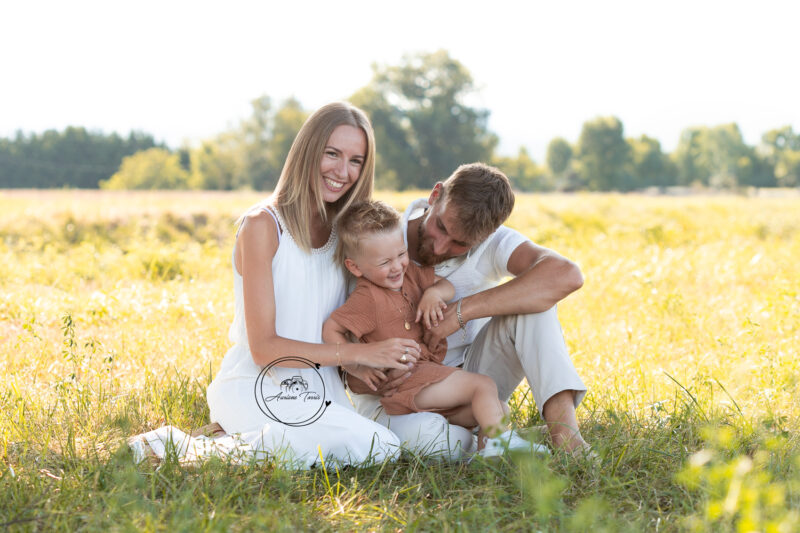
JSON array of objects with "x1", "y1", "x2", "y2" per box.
[
  {"x1": 235, "y1": 207, "x2": 280, "y2": 273},
  {"x1": 239, "y1": 206, "x2": 280, "y2": 240}
]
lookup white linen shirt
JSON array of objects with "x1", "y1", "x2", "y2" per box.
[{"x1": 402, "y1": 199, "x2": 528, "y2": 366}]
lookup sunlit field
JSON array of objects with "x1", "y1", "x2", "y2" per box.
[{"x1": 1, "y1": 189, "x2": 798, "y2": 531}]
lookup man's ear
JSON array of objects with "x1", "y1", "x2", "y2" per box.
[
  {"x1": 344, "y1": 257, "x2": 363, "y2": 277},
  {"x1": 428, "y1": 182, "x2": 443, "y2": 205}
]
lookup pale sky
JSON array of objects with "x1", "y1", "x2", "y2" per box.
[{"x1": 1, "y1": 0, "x2": 797, "y2": 161}]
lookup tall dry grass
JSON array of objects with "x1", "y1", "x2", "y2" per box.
[{"x1": 1, "y1": 189, "x2": 798, "y2": 531}]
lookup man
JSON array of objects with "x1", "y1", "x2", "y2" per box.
[{"x1": 348, "y1": 162, "x2": 589, "y2": 455}]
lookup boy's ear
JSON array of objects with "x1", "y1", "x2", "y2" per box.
[{"x1": 344, "y1": 258, "x2": 363, "y2": 277}]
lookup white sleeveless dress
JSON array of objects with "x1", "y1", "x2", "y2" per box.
[
  {"x1": 206, "y1": 206, "x2": 400, "y2": 468},
  {"x1": 133, "y1": 207, "x2": 400, "y2": 470}
]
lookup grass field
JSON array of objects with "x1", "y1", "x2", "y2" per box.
[{"x1": 1, "y1": 189, "x2": 798, "y2": 531}]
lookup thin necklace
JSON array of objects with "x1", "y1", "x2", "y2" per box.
[{"x1": 392, "y1": 290, "x2": 413, "y2": 331}]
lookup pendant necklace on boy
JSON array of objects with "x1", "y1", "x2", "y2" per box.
[{"x1": 393, "y1": 291, "x2": 413, "y2": 330}]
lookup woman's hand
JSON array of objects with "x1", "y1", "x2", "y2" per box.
[{"x1": 351, "y1": 338, "x2": 419, "y2": 371}]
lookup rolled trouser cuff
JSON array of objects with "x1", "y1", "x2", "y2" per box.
[{"x1": 463, "y1": 307, "x2": 586, "y2": 416}]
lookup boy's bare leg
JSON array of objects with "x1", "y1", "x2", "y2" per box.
[
  {"x1": 414, "y1": 370, "x2": 506, "y2": 438},
  {"x1": 432, "y1": 404, "x2": 489, "y2": 451}
]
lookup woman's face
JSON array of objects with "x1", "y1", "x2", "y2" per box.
[{"x1": 318, "y1": 124, "x2": 367, "y2": 204}]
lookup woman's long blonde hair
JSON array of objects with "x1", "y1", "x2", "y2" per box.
[{"x1": 271, "y1": 102, "x2": 375, "y2": 252}]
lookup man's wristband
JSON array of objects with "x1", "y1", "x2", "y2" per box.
[{"x1": 456, "y1": 298, "x2": 468, "y2": 340}]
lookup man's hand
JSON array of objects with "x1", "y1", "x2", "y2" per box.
[{"x1": 422, "y1": 303, "x2": 461, "y2": 348}]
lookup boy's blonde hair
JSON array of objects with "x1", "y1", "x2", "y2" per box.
[{"x1": 335, "y1": 200, "x2": 401, "y2": 266}]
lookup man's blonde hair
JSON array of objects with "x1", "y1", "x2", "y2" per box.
[
  {"x1": 271, "y1": 102, "x2": 376, "y2": 252},
  {"x1": 335, "y1": 200, "x2": 401, "y2": 267},
  {"x1": 438, "y1": 162, "x2": 515, "y2": 242}
]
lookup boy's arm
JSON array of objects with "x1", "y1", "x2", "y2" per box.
[
  {"x1": 415, "y1": 277, "x2": 455, "y2": 329},
  {"x1": 429, "y1": 276, "x2": 456, "y2": 301},
  {"x1": 321, "y1": 316, "x2": 352, "y2": 346}
]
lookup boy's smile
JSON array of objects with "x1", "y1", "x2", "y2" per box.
[{"x1": 344, "y1": 227, "x2": 409, "y2": 291}]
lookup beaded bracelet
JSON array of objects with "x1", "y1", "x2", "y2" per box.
[{"x1": 456, "y1": 299, "x2": 468, "y2": 340}]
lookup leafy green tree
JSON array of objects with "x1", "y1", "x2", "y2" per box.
[
  {"x1": 351, "y1": 86, "x2": 420, "y2": 190},
  {"x1": 672, "y1": 124, "x2": 774, "y2": 188},
  {"x1": 190, "y1": 96, "x2": 307, "y2": 190},
  {"x1": 546, "y1": 138, "x2": 573, "y2": 175},
  {"x1": 100, "y1": 148, "x2": 190, "y2": 189},
  {"x1": 627, "y1": 135, "x2": 677, "y2": 188},
  {"x1": 671, "y1": 128, "x2": 705, "y2": 186},
  {"x1": 761, "y1": 126, "x2": 800, "y2": 187},
  {"x1": 493, "y1": 147, "x2": 552, "y2": 191},
  {"x1": 545, "y1": 137, "x2": 579, "y2": 190},
  {"x1": 0, "y1": 127, "x2": 160, "y2": 188},
  {"x1": 236, "y1": 95, "x2": 273, "y2": 190},
  {"x1": 189, "y1": 135, "x2": 244, "y2": 190},
  {"x1": 575, "y1": 117, "x2": 631, "y2": 190},
  {"x1": 353, "y1": 50, "x2": 497, "y2": 189},
  {"x1": 182, "y1": 97, "x2": 306, "y2": 190},
  {"x1": 774, "y1": 151, "x2": 800, "y2": 187},
  {"x1": 261, "y1": 97, "x2": 307, "y2": 189}
]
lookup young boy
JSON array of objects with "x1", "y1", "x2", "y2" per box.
[{"x1": 322, "y1": 200, "x2": 545, "y2": 457}]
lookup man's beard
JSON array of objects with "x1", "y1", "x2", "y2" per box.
[{"x1": 416, "y1": 215, "x2": 450, "y2": 267}]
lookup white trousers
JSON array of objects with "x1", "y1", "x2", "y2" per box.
[{"x1": 349, "y1": 306, "x2": 586, "y2": 457}]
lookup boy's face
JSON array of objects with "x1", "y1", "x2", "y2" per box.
[{"x1": 345, "y1": 227, "x2": 409, "y2": 291}]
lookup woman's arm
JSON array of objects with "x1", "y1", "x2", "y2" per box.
[
  {"x1": 238, "y1": 210, "x2": 418, "y2": 369},
  {"x1": 322, "y1": 317, "x2": 406, "y2": 391}
]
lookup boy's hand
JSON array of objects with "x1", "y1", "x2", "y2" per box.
[
  {"x1": 344, "y1": 363, "x2": 415, "y2": 396},
  {"x1": 416, "y1": 289, "x2": 447, "y2": 329},
  {"x1": 342, "y1": 364, "x2": 387, "y2": 392},
  {"x1": 376, "y1": 364, "x2": 415, "y2": 397}
]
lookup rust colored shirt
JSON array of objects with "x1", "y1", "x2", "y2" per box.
[{"x1": 330, "y1": 262, "x2": 457, "y2": 415}]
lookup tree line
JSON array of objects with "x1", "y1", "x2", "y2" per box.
[
  {"x1": 0, "y1": 128, "x2": 162, "y2": 188},
  {"x1": 2, "y1": 50, "x2": 798, "y2": 191}
]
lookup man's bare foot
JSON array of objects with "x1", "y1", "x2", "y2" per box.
[
  {"x1": 541, "y1": 390, "x2": 595, "y2": 458},
  {"x1": 549, "y1": 423, "x2": 586, "y2": 450}
]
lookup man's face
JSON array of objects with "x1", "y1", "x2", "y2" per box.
[{"x1": 416, "y1": 198, "x2": 477, "y2": 266}]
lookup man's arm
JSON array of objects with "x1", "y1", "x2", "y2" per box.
[
  {"x1": 426, "y1": 241, "x2": 583, "y2": 345},
  {"x1": 467, "y1": 240, "x2": 583, "y2": 317}
]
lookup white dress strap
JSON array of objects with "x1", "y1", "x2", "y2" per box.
[
  {"x1": 259, "y1": 206, "x2": 283, "y2": 243},
  {"x1": 232, "y1": 205, "x2": 284, "y2": 274}
]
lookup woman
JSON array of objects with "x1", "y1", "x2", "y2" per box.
[{"x1": 133, "y1": 102, "x2": 421, "y2": 469}]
